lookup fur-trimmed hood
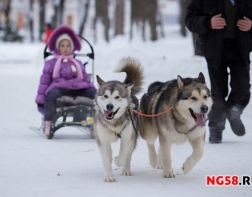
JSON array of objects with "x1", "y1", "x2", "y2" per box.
[{"x1": 48, "y1": 25, "x2": 81, "y2": 52}]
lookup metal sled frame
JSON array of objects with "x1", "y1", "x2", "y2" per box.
[{"x1": 43, "y1": 36, "x2": 95, "y2": 139}]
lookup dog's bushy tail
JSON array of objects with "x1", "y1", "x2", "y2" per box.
[{"x1": 115, "y1": 57, "x2": 144, "y2": 95}]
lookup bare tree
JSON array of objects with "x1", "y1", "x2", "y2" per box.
[
  {"x1": 114, "y1": 0, "x2": 124, "y2": 36},
  {"x1": 179, "y1": 0, "x2": 188, "y2": 37},
  {"x1": 157, "y1": 3, "x2": 165, "y2": 39},
  {"x1": 146, "y1": 0, "x2": 158, "y2": 41},
  {"x1": 79, "y1": 0, "x2": 91, "y2": 36},
  {"x1": 93, "y1": 0, "x2": 110, "y2": 42},
  {"x1": 3, "y1": 0, "x2": 11, "y2": 30},
  {"x1": 39, "y1": 0, "x2": 46, "y2": 41},
  {"x1": 28, "y1": 0, "x2": 34, "y2": 41},
  {"x1": 130, "y1": 0, "x2": 144, "y2": 40},
  {"x1": 0, "y1": 1, "x2": 3, "y2": 27},
  {"x1": 52, "y1": 1, "x2": 59, "y2": 27},
  {"x1": 130, "y1": 0, "x2": 158, "y2": 41},
  {"x1": 59, "y1": 0, "x2": 65, "y2": 25},
  {"x1": 2, "y1": 0, "x2": 24, "y2": 42},
  {"x1": 51, "y1": 0, "x2": 65, "y2": 28}
]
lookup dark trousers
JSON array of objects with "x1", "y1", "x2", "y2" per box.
[
  {"x1": 206, "y1": 39, "x2": 250, "y2": 128},
  {"x1": 44, "y1": 87, "x2": 96, "y2": 121}
]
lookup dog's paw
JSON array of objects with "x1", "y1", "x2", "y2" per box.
[
  {"x1": 149, "y1": 160, "x2": 158, "y2": 168},
  {"x1": 122, "y1": 169, "x2": 132, "y2": 176},
  {"x1": 156, "y1": 161, "x2": 163, "y2": 169},
  {"x1": 149, "y1": 154, "x2": 158, "y2": 168},
  {"x1": 104, "y1": 175, "x2": 116, "y2": 182},
  {"x1": 114, "y1": 156, "x2": 123, "y2": 167},
  {"x1": 182, "y1": 159, "x2": 194, "y2": 174},
  {"x1": 163, "y1": 169, "x2": 175, "y2": 178}
]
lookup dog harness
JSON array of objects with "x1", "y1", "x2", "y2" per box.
[{"x1": 114, "y1": 120, "x2": 129, "y2": 138}]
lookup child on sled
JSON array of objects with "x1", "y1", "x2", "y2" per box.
[{"x1": 35, "y1": 26, "x2": 96, "y2": 137}]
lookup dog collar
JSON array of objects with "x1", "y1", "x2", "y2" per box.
[{"x1": 188, "y1": 125, "x2": 197, "y2": 133}]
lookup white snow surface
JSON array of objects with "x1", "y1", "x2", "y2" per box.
[{"x1": 0, "y1": 32, "x2": 252, "y2": 197}]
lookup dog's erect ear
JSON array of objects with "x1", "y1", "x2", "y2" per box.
[
  {"x1": 96, "y1": 75, "x2": 105, "y2": 86},
  {"x1": 198, "y1": 72, "x2": 205, "y2": 84},
  {"x1": 177, "y1": 75, "x2": 184, "y2": 90}
]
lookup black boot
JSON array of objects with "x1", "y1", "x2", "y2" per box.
[
  {"x1": 209, "y1": 129, "x2": 223, "y2": 144},
  {"x1": 226, "y1": 105, "x2": 245, "y2": 136},
  {"x1": 208, "y1": 106, "x2": 226, "y2": 144},
  {"x1": 209, "y1": 121, "x2": 225, "y2": 144}
]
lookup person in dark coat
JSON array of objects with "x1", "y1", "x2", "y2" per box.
[
  {"x1": 186, "y1": 0, "x2": 252, "y2": 143},
  {"x1": 35, "y1": 25, "x2": 96, "y2": 136}
]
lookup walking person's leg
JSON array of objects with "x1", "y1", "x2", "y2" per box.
[
  {"x1": 227, "y1": 60, "x2": 250, "y2": 136},
  {"x1": 207, "y1": 59, "x2": 229, "y2": 143}
]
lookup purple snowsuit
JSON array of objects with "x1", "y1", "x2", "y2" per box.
[
  {"x1": 35, "y1": 57, "x2": 95, "y2": 105},
  {"x1": 35, "y1": 25, "x2": 96, "y2": 105}
]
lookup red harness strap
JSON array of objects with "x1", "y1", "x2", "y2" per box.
[{"x1": 132, "y1": 106, "x2": 173, "y2": 118}]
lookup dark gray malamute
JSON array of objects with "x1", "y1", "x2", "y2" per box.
[{"x1": 139, "y1": 73, "x2": 213, "y2": 178}]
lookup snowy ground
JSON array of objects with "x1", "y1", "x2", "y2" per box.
[{"x1": 0, "y1": 30, "x2": 252, "y2": 197}]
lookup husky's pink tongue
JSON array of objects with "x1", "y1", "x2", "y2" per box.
[
  {"x1": 195, "y1": 113, "x2": 206, "y2": 127},
  {"x1": 104, "y1": 111, "x2": 113, "y2": 119}
]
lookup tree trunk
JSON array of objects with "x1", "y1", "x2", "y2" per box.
[
  {"x1": 28, "y1": 0, "x2": 34, "y2": 41},
  {"x1": 79, "y1": 0, "x2": 90, "y2": 36},
  {"x1": 52, "y1": 1, "x2": 59, "y2": 28},
  {"x1": 145, "y1": 0, "x2": 158, "y2": 41},
  {"x1": 157, "y1": 2, "x2": 165, "y2": 38},
  {"x1": 130, "y1": 0, "x2": 144, "y2": 41},
  {"x1": 4, "y1": 0, "x2": 11, "y2": 29},
  {"x1": 114, "y1": 0, "x2": 124, "y2": 36},
  {"x1": 39, "y1": 0, "x2": 46, "y2": 41},
  {"x1": 93, "y1": 0, "x2": 110, "y2": 42},
  {"x1": 179, "y1": 0, "x2": 188, "y2": 37},
  {"x1": 59, "y1": 0, "x2": 65, "y2": 25},
  {"x1": 130, "y1": 0, "x2": 158, "y2": 41}
]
